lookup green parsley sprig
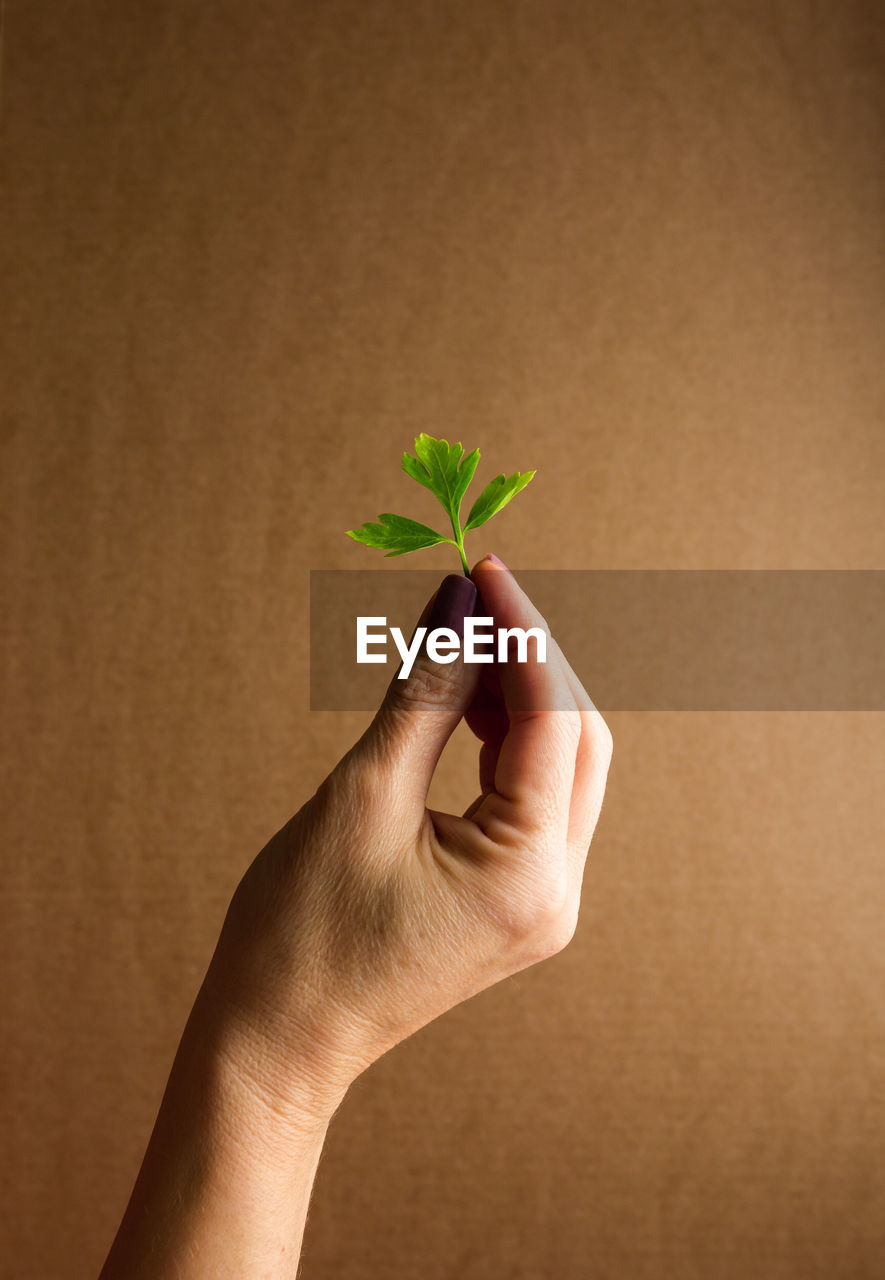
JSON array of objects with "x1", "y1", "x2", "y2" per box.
[{"x1": 346, "y1": 434, "x2": 535, "y2": 575}]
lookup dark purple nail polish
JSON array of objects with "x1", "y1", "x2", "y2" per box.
[{"x1": 428, "y1": 574, "x2": 478, "y2": 640}]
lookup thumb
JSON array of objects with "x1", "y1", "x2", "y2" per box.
[{"x1": 358, "y1": 573, "x2": 480, "y2": 812}]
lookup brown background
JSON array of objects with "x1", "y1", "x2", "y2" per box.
[{"x1": 2, "y1": 2, "x2": 884, "y2": 1277}]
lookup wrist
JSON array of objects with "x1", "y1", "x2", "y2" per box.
[
  {"x1": 193, "y1": 876, "x2": 384, "y2": 1127},
  {"x1": 189, "y1": 988, "x2": 351, "y2": 1137},
  {"x1": 207, "y1": 1008, "x2": 354, "y2": 1136},
  {"x1": 190, "y1": 942, "x2": 374, "y2": 1135}
]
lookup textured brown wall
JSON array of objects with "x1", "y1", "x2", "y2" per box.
[{"x1": 2, "y1": 2, "x2": 884, "y2": 1277}]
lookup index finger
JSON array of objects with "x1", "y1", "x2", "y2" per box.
[{"x1": 466, "y1": 555, "x2": 581, "y2": 846}]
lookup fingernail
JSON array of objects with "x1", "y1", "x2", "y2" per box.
[
  {"x1": 484, "y1": 553, "x2": 511, "y2": 573},
  {"x1": 428, "y1": 574, "x2": 478, "y2": 640}
]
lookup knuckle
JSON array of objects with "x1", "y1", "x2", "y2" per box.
[
  {"x1": 534, "y1": 868, "x2": 571, "y2": 921},
  {"x1": 543, "y1": 902, "x2": 580, "y2": 957},
  {"x1": 387, "y1": 658, "x2": 461, "y2": 711},
  {"x1": 520, "y1": 899, "x2": 579, "y2": 964},
  {"x1": 511, "y1": 707, "x2": 582, "y2": 757},
  {"x1": 588, "y1": 710, "x2": 614, "y2": 764},
  {"x1": 560, "y1": 707, "x2": 584, "y2": 747},
  {"x1": 489, "y1": 865, "x2": 571, "y2": 946}
]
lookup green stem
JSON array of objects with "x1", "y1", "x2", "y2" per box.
[{"x1": 448, "y1": 510, "x2": 471, "y2": 577}]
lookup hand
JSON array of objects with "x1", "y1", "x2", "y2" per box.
[
  {"x1": 100, "y1": 555, "x2": 613, "y2": 1278},
  {"x1": 200, "y1": 555, "x2": 613, "y2": 1126}
]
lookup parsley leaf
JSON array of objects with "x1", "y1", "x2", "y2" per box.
[
  {"x1": 401, "y1": 434, "x2": 481, "y2": 531},
  {"x1": 345, "y1": 513, "x2": 448, "y2": 557},
  {"x1": 346, "y1": 434, "x2": 535, "y2": 575},
  {"x1": 464, "y1": 469, "x2": 536, "y2": 532}
]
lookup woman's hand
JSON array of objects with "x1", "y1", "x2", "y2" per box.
[
  {"x1": 202, "y1": 555, "x2": 613, "y2": 1126},
  {"x1": 100, "y1": 554, "x2": 613, "y2": 1278}
]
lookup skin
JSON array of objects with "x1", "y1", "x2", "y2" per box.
[{"x1": 99, "y1": 555, "x2": 613, "y2": 1278}]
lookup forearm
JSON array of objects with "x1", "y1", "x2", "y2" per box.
[{"x1": 99, "y1": 992, "x2": 337, "y2": 1280}]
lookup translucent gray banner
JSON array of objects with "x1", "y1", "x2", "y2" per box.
[{"x1": 309, "y1": 570, "x2": 885, "y2": 711}]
